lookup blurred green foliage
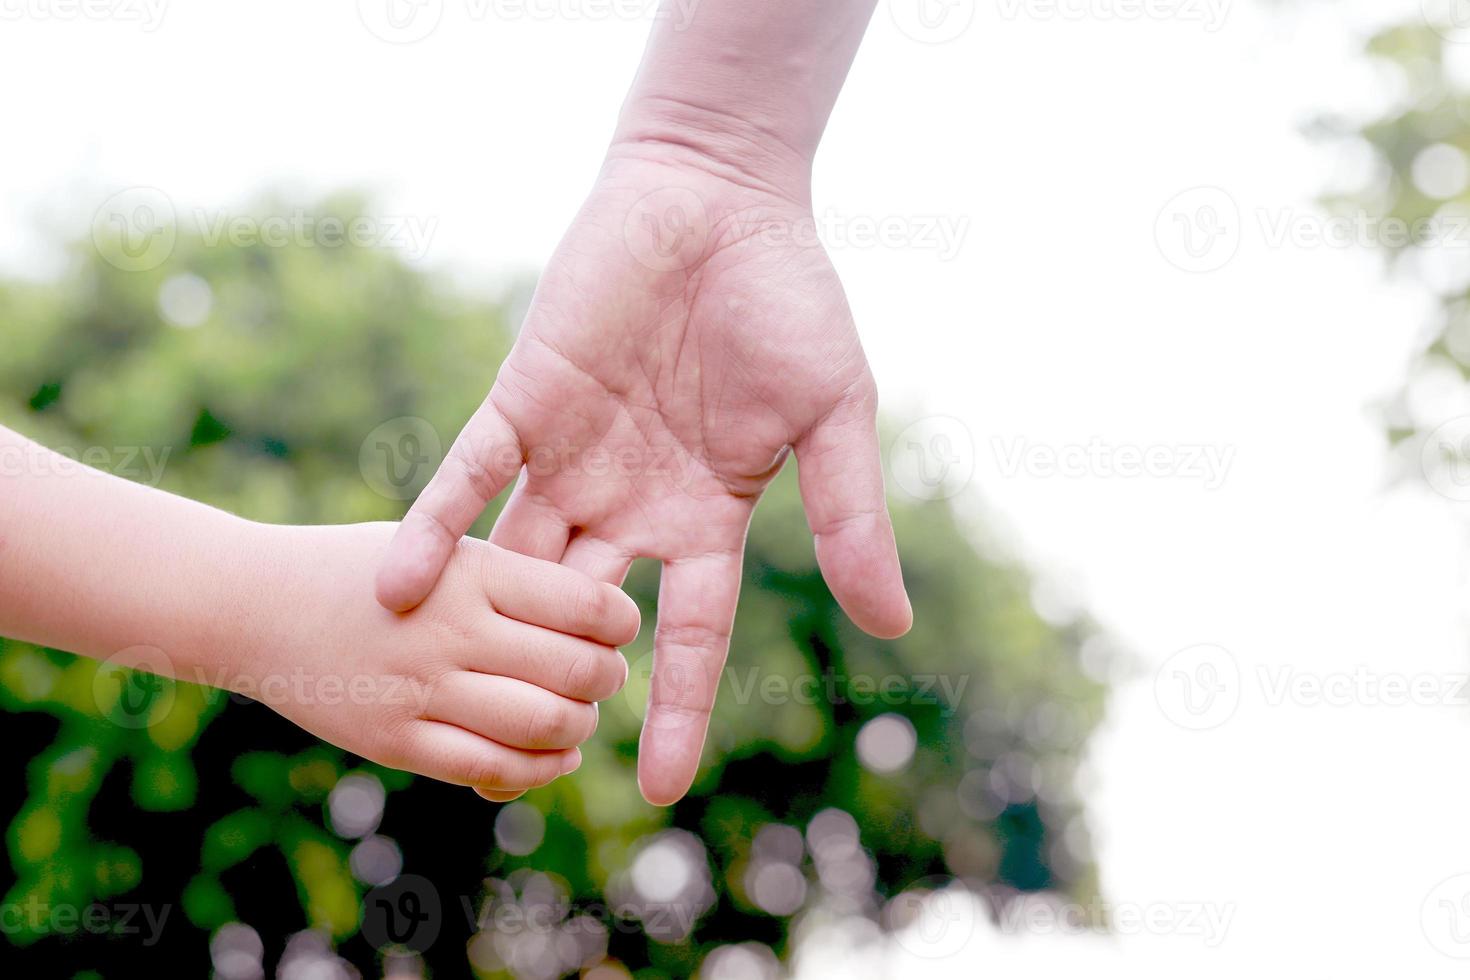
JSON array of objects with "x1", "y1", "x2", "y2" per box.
[
  {"x1": 1321, "y1": 16, "x2": 1470, "y2": 462},
  {"x1": 0, "y1": 197, "x2": 1108, "y2": 976}
]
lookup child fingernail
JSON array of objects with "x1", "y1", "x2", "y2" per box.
[{"x1": 561, "y1": 748, "x2": 583, "y2": 775}]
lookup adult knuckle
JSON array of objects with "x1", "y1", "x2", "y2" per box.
[
  {"x1": 646, "y1": 658, "x2": 715, "y2": 716},
  {"x1": 449, "y1": 445, "x2": 498, "y2": 501},
  {"x1": 656, "y1": 623, "x2": 729, "y2": 654}
]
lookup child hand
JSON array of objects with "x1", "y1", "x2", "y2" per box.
[{"x1": 229, "y1": 522, "x2": 639, "y2": 800}]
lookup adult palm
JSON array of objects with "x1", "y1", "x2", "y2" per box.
[{"x1": 376, "y1": 154, "x2": 912, "y2": 805}]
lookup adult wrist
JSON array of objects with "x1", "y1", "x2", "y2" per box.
[
  {"x1": 608, "y1": 95, "x2": 816, "y2": 206},
  {"x1": 607, "y1": 0, "x2": 878, "y2": 204}
]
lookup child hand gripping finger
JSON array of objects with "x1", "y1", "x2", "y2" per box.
[{"x1": 0, "y1": 424, "x2": 640, "y2": 796}]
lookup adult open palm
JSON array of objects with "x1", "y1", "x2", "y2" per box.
[{"x1": 376, "y1": 152, "x2": 912, "y2": 805}]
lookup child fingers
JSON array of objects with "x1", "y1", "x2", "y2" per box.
[
  {"x1": 430, "y1": 673, "x2": 599, "y2": 750},
  {"x1": 481, "y1": 545, "x2": 641, "y2": 647},
  {"x1": 409, "y1": 721, "x2": 581, "y2": 791},
  {"x1": 465, "y1": 622, "x2": 629, "y2": 703}
]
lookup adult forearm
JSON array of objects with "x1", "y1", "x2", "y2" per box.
[
  {"x1": 0, "y1": 424, "x2": 258, "y2": 681},
  {"x1": 610, "y1": 0, "x2": 879, "y2": 195}
]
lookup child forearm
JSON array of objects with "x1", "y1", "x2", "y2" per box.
[{"x1": 0, "y1": 423, "x2": 258, "y2": 681}]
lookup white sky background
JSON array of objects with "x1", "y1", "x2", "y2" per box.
[{"x1": 5, "y1": 0, "x2": 1470, "y2": 974}]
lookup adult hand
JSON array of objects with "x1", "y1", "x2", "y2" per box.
[
  {"x1": 375, "y1": 145, "x2": 911, "y2": 804},
  {"x1": 377, "y1": 0, "x2": 907, "y2": 804}
]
